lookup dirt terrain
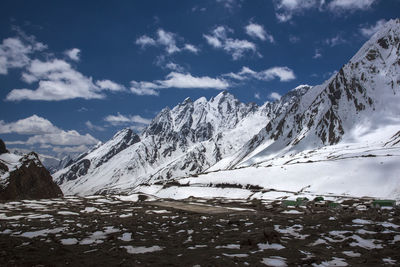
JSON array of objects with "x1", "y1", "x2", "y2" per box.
[{"x1": 0, "y1": 195, "x2": 399, "y2": 266}]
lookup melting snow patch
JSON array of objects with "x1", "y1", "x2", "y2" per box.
[
  {"x1": 80, "y1": 207, "x2": 100, "y2": 213},
  {"x1": 310, "y1": 238, "x2": 327, "y2": 246},
  {"x1": 61, "y1": 238, "x2": 78, "y2": 245},
  {"x1": 261, "y1": 256, "x2": 287, "y2": 266},
  {"x1": 222, "y1": 253, "x2": 248, "y2": 258},
  {"x1": 58, "y1": 211, "x2": 79, "y2": 216},
  {"x1": 352, "y1": 219, "x2": 372, "y2": 225},
  {"x1": 350, "y1": 235, "x2": 382, "y2": 249},
  {"x1": 342, "y1": 251, "x2": 361, "y2": 257},
  {"x1": 119, "y1": 233, "x2": 132, "y2": 242},
  {"x1": 258, "y1": 242, "x2": 285, "y2": 250},
  {"x1": 382, "y1": 257, "x2": 396, "y2": 265},
  {"x1": 281, "y1": 210, "x2": 304, "y2": 214},
  {"x1": 0, "y1": 214, "x2": 24, "y2": 220},
  {"x1": 314, "y1": 257, "x2": 348, "y2": 266},
  {"x1": 119, "y1": 213, "x2": 133, "y2": 218},
  {"x1": 122, "y1": 245, "x2": 163, "y2": 254},
  {"x1": 20, "y1": 228, "x2": 64, "y2": 238},
  {"x1": 215, "y1": 244, "x2": 240, "y2": 249}
]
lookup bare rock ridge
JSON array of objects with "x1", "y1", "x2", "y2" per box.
[
  {"x1": 53, "y1": 19, "x2": 400, "y2": 195},
  {"x1": 0, "y1": 140, "x2": 63, "y2": 200}
]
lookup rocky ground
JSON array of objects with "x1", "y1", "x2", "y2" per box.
[{"x1": 0, "y1": 195, "x2": 399, "y2": 266}]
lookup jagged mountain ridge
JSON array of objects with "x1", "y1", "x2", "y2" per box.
[
  {"x1": 228, "y1": 18, "x2": 400, "y2": 168},
  {"x1": 54, "y1": 19, "x2": 400, "y2": 196},
  {"x1": 54, "y1": 91, "x2": 291, "y2": 195}
]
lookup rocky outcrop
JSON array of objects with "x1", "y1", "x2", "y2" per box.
[
  {"x1": 0, "y1": 152, "x2": 63, "y2": 200},
  {"x1": 0, "y1": 139, "x2": 8, "y2": 155}
]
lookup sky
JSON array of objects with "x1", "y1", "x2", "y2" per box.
[{"x1": 0, "y1": 0, "x2": 399, "y2": 158}]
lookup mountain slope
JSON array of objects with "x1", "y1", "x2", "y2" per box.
[
  {"x1": 229, "y1": 18, "x2": 400, "y2": 168},
  {"x1": 54, "y1": 92, "x2": 283, "y2": 195},
  {"x1": 55, "y1": 19, "x2": 400, "y2": 197}
]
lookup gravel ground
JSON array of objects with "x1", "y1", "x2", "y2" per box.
[{"x1": 0, "y1": 195, "x2": 399, "y2": 266}]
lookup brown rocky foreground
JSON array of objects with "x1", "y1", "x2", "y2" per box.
[{"x1": 0, "y1": 195, "x2": 399, "y2": 266}]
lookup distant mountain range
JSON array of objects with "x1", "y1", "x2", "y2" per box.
[{"x1": 54, "y1": 19, "x2": 400, "y2": 198}]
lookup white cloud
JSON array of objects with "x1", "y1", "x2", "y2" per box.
[
  {"x1": 165, "y1": 62, "x2": 185, "y2": 72},
  {"x1": 25, "y1": 130, "x2": 98, "y2": 146},
  {"x1": 157, "y1": 29, "x2": 180, "y2": 54},
  {"x1": 313, "y1": 48, "x2": 322, "y2": 59},
  {"x1": 245, "y1": 23, "x2": 274, "y2": 43},
  {"x1": 95, "y1": 79, "x2": 126, "y2": 92},
  {"x1": 273, "y1": 0, "x2": 375, "y2": 22},
  {"x1": 0, "y1": 115, "x2": 60, "y2": 135},
  {"x1": 274, "y1": 0, "x2": 319, "y2": 22},
  {"x1": 184, "y1": 44, "x2": 199, "y2": 54},
  {"x1": 130, "y1": 81, "x2": 160, "y2": 96},
  {"x1": 359, "y1": 19, "x2": 386, "y2": 38},
  {"x1": 289, "y1": 35, "x2": 300, "y2": 43},
  {"x1": 1, "y1": 115, "x2": 99, "y2": 148},
  {"x1": 328, "y1": 0, "x2": 376, "y2": 11},
  {"x1": 6, "y1": 59, "x2": 122, "y2": 101},
  {"x1": 226, "y1": 66, "x2": 296, "y2": 82},
  {"x1": 130, "y1": 72, "x2": 229, "y2": 96},
  {"x1": 203, "y1": 26, "x2": 257, "y2": 60},
  {"x1": 0, "y1": 37, "x2": 45, "y2": 75},
  {"x1": 254, "y1": 92, "x2": 261, "y2": 99},
  {"x1": 136, "y1": 29, "x2": 183, "y2": 54},
  {"x1": 104, "y1": 113, "x2": 151, "y2": 127},
  {"x1": 325, "y1": 35, "x2": 346, "y2": 47},
  {"x1": 85, "y1": 121, "x2": 105, "y2": 132},
  {"x1": 64, "y1": 48, "x2": 81, "y2": 61},
  {"x1": 135, "y1": 35, "x2": 157, "y2": 48},
  {"x1": 269, "y1": 92, "x2": 282, "y2": 101}
]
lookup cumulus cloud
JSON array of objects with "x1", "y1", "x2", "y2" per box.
[
  {"x1": 328, "y1": 0, "x2": 376, "y2": 11},
  {"x1": 0, "y1": 36, "x2": 45, "y2": 75},
  {"x1": 324, "y1": 34, "x2": 346, "y2": 47},
  {"x1": 6, "y1": 59, "x2": 123, "y2": 101},
  {"x1": 274, "y1": 0, "x2": 320, "y2": 22},
  {"x1": 104, "y1": 113, "x2": 151, "y2": 130},
  {"x1": 359, "y1": 19, "x2": 386, "y2": 38},
  {"x1": 165, "y1": 62, "x2": 185, "y2": 72},
  {"x1": 95, "y1": 79, "x2": 126, "y2": 92},
  {"x1": 273, "y1": 0, "x2": 376, "y2": 22},
  {"x1": 269, "y1": 92, "x2": 282, "y2": 101},
  {"x1": 130, "y1": 72, "x2": 229, "y2": 96},
  {"x1": 184, "y1": 44, "x2": 199, "y2": 54},
  {"x1": 135, "y1": 35, "x2": 157, "y2": 48},
  {"x1": 25, "y1": 130, "x2": 98, "y2": 146},
  {"x1": 203, "y1": 26, "x2": 257, "y2": 60},
  {"x1": 136, "y1": 29, "x2": 199, "y2": 55},
  {"x1": 0, "y1": 115, "x2": 60, "y2": 135},
  {"x1": 64, "y1": 48, "x2": 81, "y2": 61},
  {"x1": 254, "y1": 92, "x2": 261, "y2": 99},
  {"x1": 225, "y1": 66, "x2": 296, "y2": 82},
  {"x1": 245, "y1": 23, "x2": 274, "y2": 43},
  {"x1": 0, "y1": 115, "x2": 99, "y2": 149}
]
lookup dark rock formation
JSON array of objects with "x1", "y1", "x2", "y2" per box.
[
  {"x1": 0, "y1": 139, "x2": 8, "y2": 155},
  {"x1": 0, "y1": 152, "x2": 63, "y2": 200}
]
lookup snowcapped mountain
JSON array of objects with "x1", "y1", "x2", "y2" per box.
[
  {"x1": 55, "y1": 19, "x2": 400, "y2": 197},
  {"x1": 227, "y1": 18, "x2": 400, "y2": 168},
  {"x1": 54, "y1": 91, "x2": 286, "y2": 195}
]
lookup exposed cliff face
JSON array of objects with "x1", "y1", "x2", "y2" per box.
[
  {"x1": 0, "y1": 151, "x2": 63, "y2": 200},
  {"x1": 0, "y1": 139, "x2": 8, "y2": 155}
]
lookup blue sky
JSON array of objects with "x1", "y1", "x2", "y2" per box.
[{"x1": 0, "y1": 0, "x2": 399, "y2": 157}]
